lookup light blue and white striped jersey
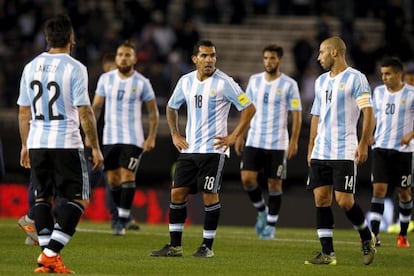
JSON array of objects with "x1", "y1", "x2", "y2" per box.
[
  {"x1": 372, "y1": 84, "x2": 414, "y2": 152},
  {"x1": 96, "y1": 69, "x2": 156, "y2": 147},
  {"x1": 245, "y1": 72, "x2": 302, "y2": 150},
  {"x1": 310, "y1": 67, "x2": 373, "y2": 160},
  {"x1": 168, "y1": 69, "x2": 252, "y2": 156},
  {"x1": 17, "y1": 52, "x2": 90, "y2": 149}
]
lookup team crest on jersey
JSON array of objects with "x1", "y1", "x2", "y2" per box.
[
  {"x1": 209, "y1": 89, "x2": 216, "y2": 97},
  {"x1": 277, "y1": 88, "x2": 282, "y2": 94},
  {"x1": 132, "y1": 88, "x2": 137, "y2": 93},
  {"x1": 339, "y1": 83, "x2": 345, "y2": 90},
  {"x1": 401, "y1": 99, "x2": 406, "y2": 105}
]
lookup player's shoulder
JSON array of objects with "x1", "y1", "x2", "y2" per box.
[
  {"x1": 404, "y1": 83, "x2": 414, "y2": 92},
  {"x1": 178, "y1": 70, "x2": 196, "y2": 81},
  {"x1": 248, "y1": 72, "x2": 264, "y2": 80},
  {"x1": 280, "y1": 73, "x2": 298, "y2": 85},
  {"x1": 213, "y1": 69, "x2": 236, "y2": 81},
  {"x1": 133, "y1": 70, "x2": 151, "y2": 82}
]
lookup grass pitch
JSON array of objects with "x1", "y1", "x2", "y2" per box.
[{"x1": 0, "y1": 218, "x2": 412, "y2": 275}]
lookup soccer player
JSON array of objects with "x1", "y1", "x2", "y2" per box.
[
  {"x1": 369, "y1": 56, "x2": 414, "y2": 248},
  {"x1": 91, "y1": 40, "x2": 159, "y2": 236},
  {"x1": 234, "y1": 44, "x2": 302, "y2": 239},
  {"x1": 17, "y1": 14, "x2": 103, "y2": 273},
  {"x1": 305, "y1": 36, "x2": 376, "y2": 265},
  {"x1": 151, "y1": 40, "x2": 255, "y2": 258}
]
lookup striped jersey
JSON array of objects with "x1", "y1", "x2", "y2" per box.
[
  {"x1": 17, "y1": 52, "x2": 90, "y2": 149},
  {"x1": 168, "y1": 69, "x2": 252, "y2": 156},
  {"x1": 310, "y1": 67, "x2": 373, "y2": 160},
  {"x1": 372, "y1": 84, "x2": 414, "y2": 152},
  {"x1": 96, "y1": 69, "x2": 156, "y2": 147},
  {"x1": 245, "y1": 72, "x2": 302, "y2": 150}
]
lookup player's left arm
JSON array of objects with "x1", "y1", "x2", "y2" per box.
[
  {"x1": 287, "y1": 110, "x2": 302, "y2": 160},
  {"x1": 215, "y1": 103, "x2": 256, "y2": 151},
  {"x1": 356, "y1": 106, "x2": 375, "y2": 165},
  {"x1": 143, "y1": 99, "x2": 159, "y2": 152},
  {"x1": 79, "y1": 105, "x2": 103, "y2": 171},
  {"x1": 401, "y1": 130, "x2": 414, "y2": 145},
  {"x1": 18, "y1": 106, "x2": 31, "y2": 169}
]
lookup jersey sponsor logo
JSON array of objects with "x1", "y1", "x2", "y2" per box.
[
  {"x1": 291, "y1": 98, "x2": 299, "y2": 108},
  {"x1": 237, "y1": 93, "x2": 250, "y2": 106}
]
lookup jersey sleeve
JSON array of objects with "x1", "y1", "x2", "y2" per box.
[
  {"x1": 310, "y1": 77, "x2": 321, "y2": 115},
  {"x1": 141, "y1": 78, "x2": 156, "y2": 102},
  {"x1": 353, "y1": 72, "x2": 372, "y2": 109},
  {"x1": 72, "y1": 64, "x2": 91, "y2": 106},
  {"x1": 287, "y1": 80, "x2": 302, "y2": 111},
  {"x1": 167, "y1": 77, "x2": 186, "y2": 109},
  {"x1": 223, "y1": 77, "x2": 251, "y2": 111}
]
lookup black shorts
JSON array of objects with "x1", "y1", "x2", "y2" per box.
[
  {"x1": 29, "y1": 149, "x2": 90, "y2": 200},
  {"x1": 307, "y1": 159, "x2": 356, "y2": 193},
  {"x1": 103, "y1": 144, "x2": 143, "y2": 172},
  {"x1": 241, "y1": 146, "x2": 286, "y2": 179},
  {"x1": 372, "y1": 148, "x2": 412, "y2": 188},
  {"x1": 173, "y1": 153, "x2": 226, "y2": 194}
]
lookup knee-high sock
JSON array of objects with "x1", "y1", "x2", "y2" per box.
[
  {"x1": 399, "y1": 200, "x2": 413, "y2": 236},
  {"x1": 316, "y1": 206, "x2": 334, "y2": 254},
  {"x1": 369, "y1": 197, "x2": 385, "y2": 236},
  {"x1": 48, "y1": 201, "x2": 84, "y2": 254},
  {"x1": 345, "y1": 203, "x2": 372, "y2": 241},
  {"x1": 169, "y1": 202, "x2": 187, "y2": 247},
  {"x1": 203, "y1": 202, "x2": 221, "y2": 249}
]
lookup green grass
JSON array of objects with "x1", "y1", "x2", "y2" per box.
[{"x1": 1, "y1": 218, "x2": 413, "y2": 275}]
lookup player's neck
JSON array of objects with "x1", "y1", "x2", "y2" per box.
[
  {"x1": 387, "y1": 82, "x2": 404, "y2": 92},
  {"x1": 265, "y1": 71, "x2": 281, "y2": 81},
  {"x1": 48, "y1": 47, "x2": 70, "y2": 54},
  {"x1": 118, "y1": 70, "x2": 134, "y2": 79},
  {"x1": 329, "y1": 60, "x2": 348, "y2": 77}
]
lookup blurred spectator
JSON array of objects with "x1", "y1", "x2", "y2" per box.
[
  {"x1": 252, "y1": 0, "x2": 269, "y2": 15},
  {"x1": 404, "y1": 63, "x2": 414, "y2": 85},
  {"x1": 141, "y1": 10, "x2": 177, "y2": 63},
  {"x1": 292, "y1": 30, "x2": 316, "y2": 83},
  {"x1": 174, "y1": 17, "x2": 200, "y2": 65},
  {"x1": 383, "y1": 0, "x2": 413, "y2": 61},
  {"x1": 350, "y1": 33, "x2": 384, "y2": 80}
]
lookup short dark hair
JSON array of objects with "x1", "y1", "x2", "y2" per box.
[
  {"x1": 44, "y1": 14, "x2": 73, "y2": 48},
  {"x1": 263, "y1": 44, "x2": 283, "y2": 58},
  {"x1": 192, "y1": 40, "x2": 215, "y2": 56},
  {"x1": 380, "y1": 56, "x2": 403, "y2": 72},
  {"x1": 118, "y1": 40, "x2": 136, "y2": 52}
]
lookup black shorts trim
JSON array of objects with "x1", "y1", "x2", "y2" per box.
[
  {"x1": 372, "y1": 148, "x2": 413, "y2": 188},
  {"x1": 307, "y1": 159, "x2": 356, "y2": 193},
  {"x1": 29, "y1": 149, "x2": 90, "y2": 200},
  {"x1": 240, "y1": 147, "x2": 286, "y2": 179},
  {"x1": 103, "y1": 144, "x2": 143, "y2": 172},
  {"x1": 173, "y1": 153, "x2": 226, "y2": 194}
]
